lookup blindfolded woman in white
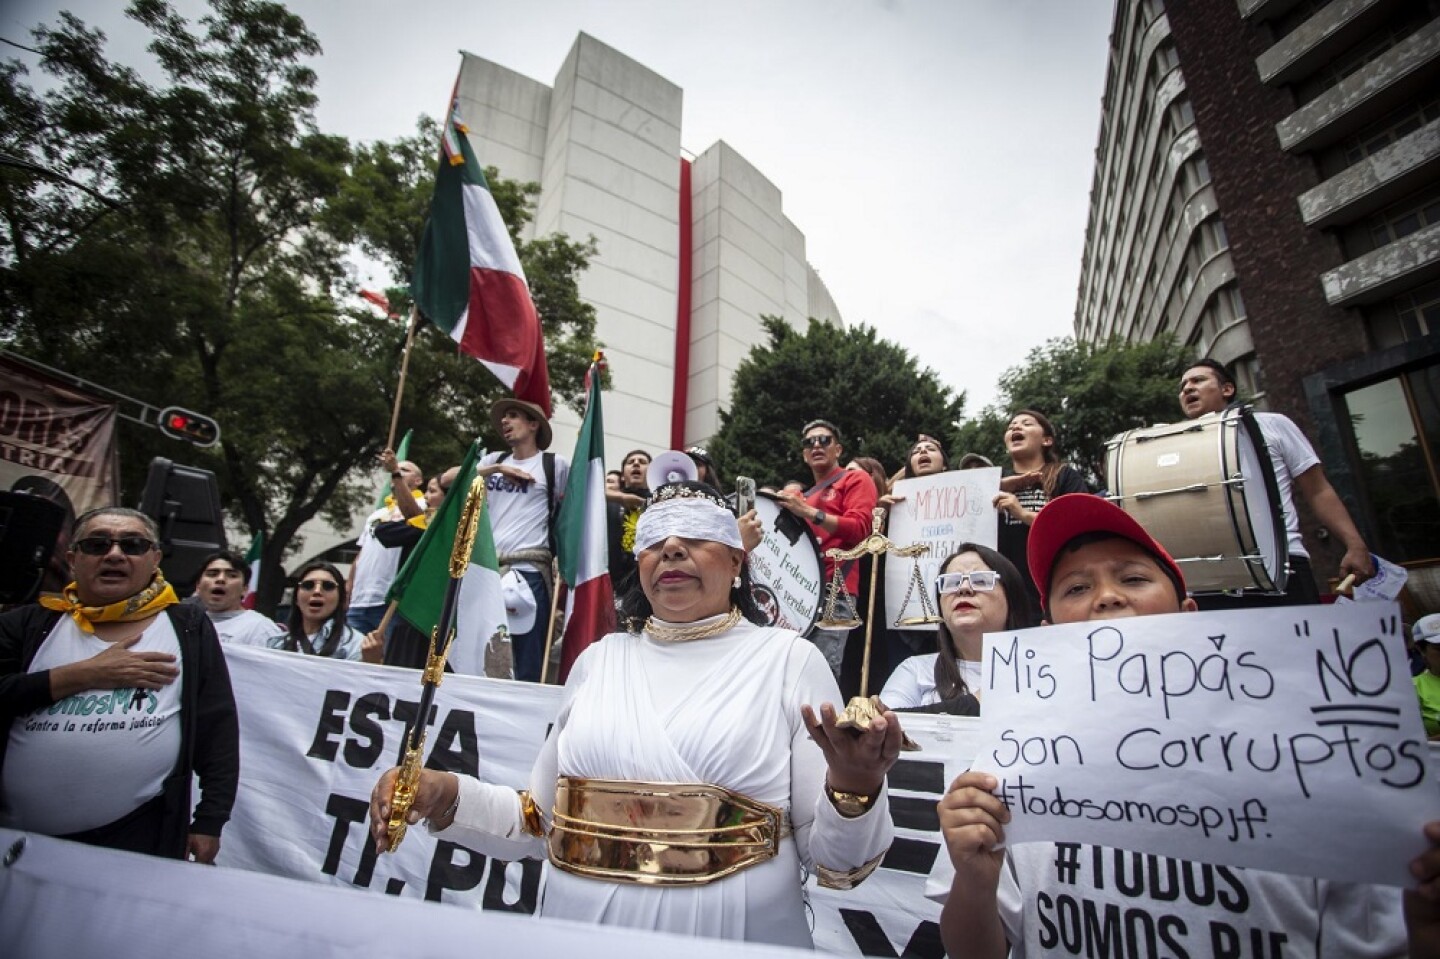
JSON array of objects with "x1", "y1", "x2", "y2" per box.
[{"x1": 369, "y1": 480, "x2": 904, "y2": 946}]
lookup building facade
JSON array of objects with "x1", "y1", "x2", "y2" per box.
[
  {"x1": 456, "y1": 33, "x2": 843, "y2": 462},
  {"x1": 1075, "y1": 0, "x2": 1440, "y2": 594}
]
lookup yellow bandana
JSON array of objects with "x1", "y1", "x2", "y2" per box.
[
  {"x1": 39, "y1": 573, "x2": 179, "y2": 634},
  {"x1": 383, "y1": 489, "x2": 428, "y2": 511}
]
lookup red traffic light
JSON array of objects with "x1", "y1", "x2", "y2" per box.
[{"x1": 157, "y1": 406, "x2": 220, "y2": 447}]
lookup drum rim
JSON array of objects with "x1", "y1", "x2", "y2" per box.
[
  {"x1": 1104, "y1": 406, "x2": 1290, "y2": 596},
  {"x1": 750, "y1": 492, "x2": 825, "y2": 632}
]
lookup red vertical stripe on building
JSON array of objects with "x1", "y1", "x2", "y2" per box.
[{"x1": 670, "y1": 157, "x2": 693, "y2": 450}]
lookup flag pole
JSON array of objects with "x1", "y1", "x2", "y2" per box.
[
  {"x1": 384, "y1": 476, "x2": 487, "y2": 852},
  {"x1": 386, "y1": 306, "x2": 422, "y2": 450},
  {"x1": 539, "y1": 559, "x2": 565, "y2": 685}
]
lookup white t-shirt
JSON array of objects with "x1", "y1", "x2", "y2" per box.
[
  {"x1": 480, "y1": 450, "x2": 570, "y2": 567},
  {"x1": 208, "y1": 608, "x2": 285, "y2": 648},
  {"x1": 927, "y1": 841, "x2": 1405, "y2": 958},
  {"x1": 1, "y1": 615, "x2": 183, "y2": 835},
  {"x1": 1254, "y1": 412, "x2": 1321, "y2": 559},
  {"x1": 349, "y1": 497, "x2": 419, "y2": 607},
  {"x1": 880, "y1": 654, "x2": 982, "y2": 708}
]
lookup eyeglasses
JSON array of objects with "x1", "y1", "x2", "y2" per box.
[
  {"x1": 801, "y1": 435, "x2": 835, "y2": 449},
  {"x1": 936, "y1": 570, "x2": 1001, "y2": 594},
  {"x1": 74, "y1": 536, "x2": 156, "y2": 557},
  {"x1": 298, "y1": 579, "x2": 339, "y2": 593}
]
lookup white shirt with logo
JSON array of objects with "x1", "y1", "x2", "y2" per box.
[
  {"x1": 1, "y1": 615, "x2": 183, "y2": 835},
  {"x1": 480, "y1": 450, "x2": 569, "y2": 566}
]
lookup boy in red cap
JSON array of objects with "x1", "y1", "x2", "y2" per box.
[{"x1": 932, "y1": 494, "x2": 1440, "y2": 958}]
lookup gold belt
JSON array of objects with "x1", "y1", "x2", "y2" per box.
[{"x1": 547, "y1": 777, "x2": 787, "y2": 886}]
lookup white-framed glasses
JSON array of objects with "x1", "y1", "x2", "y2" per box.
[{"x1": 935, "y1": 570, "x2": 1000, "y2": 594}]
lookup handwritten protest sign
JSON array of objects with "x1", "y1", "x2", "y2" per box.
[
  {"x1": 885, "y1": 469, "x2": 1000, "y2": 629},
  {"x1": 968, "y1": 602, "x2": 1436, "y2": 886}
]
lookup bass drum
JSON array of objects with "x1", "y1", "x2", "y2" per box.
[
  {"x1": 1106, "y1": 406, "x2": 1287, "y2": 595},
  {"x1": 747, "y1": 493, "x2": 824, "y2": 634}
]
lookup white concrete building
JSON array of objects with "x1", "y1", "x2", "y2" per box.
[{"x1": 456, "y1": 33, "x2": 843, "y2": 461}]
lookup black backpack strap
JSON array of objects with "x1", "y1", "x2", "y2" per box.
[{"x1": 543, "y1": 451, "x2": 558, "y2": 555}]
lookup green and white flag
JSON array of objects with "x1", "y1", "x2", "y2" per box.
[{"x1": 387, "y1": 441, "x2": 510, "y2": 678}]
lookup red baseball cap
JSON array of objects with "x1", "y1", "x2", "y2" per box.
[{"x1": 1027, "y1": 494, "x2": 1187, "y2": 609}]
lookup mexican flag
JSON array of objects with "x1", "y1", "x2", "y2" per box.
[
  {"x1": 371, "y1": 428, "x2": 413, "y2": 513},
  {"x1": 241, "y1": 534, "x2": 262, "y2": 610},
  {"x1": 386, "y1": 440, "x2": 511, "y2": 678},
  {"x1": 555, "y1": 355, "x2": 615, "y2": 681},
  {"x1": 411, "y1": 85, "x2": 552, "y2": 418}
]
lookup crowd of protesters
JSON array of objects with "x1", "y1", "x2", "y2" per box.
[{"x1": 1, "y1": 359, "x2": 1439, "y2": 955}]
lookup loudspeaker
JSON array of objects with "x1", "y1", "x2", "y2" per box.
[
  {"x1": 138, "y1": 457, "x2": 227, "y2": 593},
  {"x1": 0, "y1": 492, "x2": 66, "y2": 605},
  {"x1": 646, "y1": 450, "x2": 699, "y2": 490}
]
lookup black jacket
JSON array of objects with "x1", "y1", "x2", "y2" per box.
[{"x1": 0, "y1": 603, "x2": 240, "y2": 855}]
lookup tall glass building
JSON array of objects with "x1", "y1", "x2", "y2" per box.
[{"x1": 1076, "y1": 0, "x2": 1440, "y2": 594}]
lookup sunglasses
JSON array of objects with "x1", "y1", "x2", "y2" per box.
[
  {"x1": 74, "y1": 536, "x2": 156, "y2": 557},
  {"x1": 801, "y1": 435, "x2": 835, "y2": 449},
  {"x1": 936, "y1": 570, "x2": 1001, "y2": 594},
  {"x1": 297, "y1": 579, "x2": 339, "y2": 593}
]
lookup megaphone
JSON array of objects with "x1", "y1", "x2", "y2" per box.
[{"x1": 647, "y1": 450, "x2": 699, "y2": 490}]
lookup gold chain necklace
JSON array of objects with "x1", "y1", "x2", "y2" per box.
[{"x1": 644, "y1": 606, "x2": 743, "y2": 643}]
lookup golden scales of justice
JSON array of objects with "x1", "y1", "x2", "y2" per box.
[{"x1": 815, "y1": 507, "x2": 939, "y2": 699}]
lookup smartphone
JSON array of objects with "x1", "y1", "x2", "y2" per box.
[{"x1": 735, "y1": 475, "x2": 756, "y2": 516}]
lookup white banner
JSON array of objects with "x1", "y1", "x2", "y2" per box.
[
  {"x1": 8, "y1": 642, "x2": 1440, "y2": 955},
  {"x1": 969, "y1": 602, "x2": 1438, "y2": 886},
  {"x1": 884, "y1": 469, "x2": 1000, "y2": 630},
  {"x1": 0, "y1": 827, "x2": 812, "y2": 959},
  {"x1": 217, "y1": 645, "x2": 977, "y2": 954}
]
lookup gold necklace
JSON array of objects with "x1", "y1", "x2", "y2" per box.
[{"x1": 644, "y1": 606, "x2": 743, "y2": 643}]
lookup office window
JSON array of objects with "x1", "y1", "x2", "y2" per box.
[
  {"x1": 1342, "y1": 364, "x2": 1440, "y2": 562},
  {"x1": 1368, "y1": 187, "x2": 1440, "y2": 247},
  {"x1": 1342, "y1": 98, "x2": 1440, "y2": 166},
  {"x1": 1171, "y1": 98, "x2": 1195, "y2": 130},
  {"x1": 1394, "y1": 280, "x2": 1440, "y2": 341},
  {"x1": 1153, "y1": 42, "x2": 1179, "y2": 84}
]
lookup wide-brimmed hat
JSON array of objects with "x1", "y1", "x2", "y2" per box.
[{"x1": 489, "y1": 398, "x2": 552, "y2": 450}]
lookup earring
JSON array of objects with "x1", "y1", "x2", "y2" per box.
[{"x1": 732, "y1": 575, "x2": 742, "y2": 589}]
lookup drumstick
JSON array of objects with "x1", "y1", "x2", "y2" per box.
[{"x1": 1335, "y1": 574, "x2": 1356, "y2": 597}]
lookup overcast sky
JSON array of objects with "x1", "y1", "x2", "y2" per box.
[{"x1": 5, "y1": 0, "x2": 1115, "y2": 415}]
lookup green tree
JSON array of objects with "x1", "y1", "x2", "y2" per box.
[
  {"x1": 0, "y1": 0, "x2": 598, "y2": 612},
  {"x1": 954, "y1": 335, "x2": 1195, "y2": 484},
  {"x1": 708, "y1": 317, "x2": 965, "y2": 487}
]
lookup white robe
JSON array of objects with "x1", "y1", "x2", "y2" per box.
[{"x1": 436, "y1": 618, "x2": 894, "y2": 946}]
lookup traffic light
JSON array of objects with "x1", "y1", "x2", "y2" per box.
[{"x1": 157, "y1": 407, "x2": 220, "y2": 447}]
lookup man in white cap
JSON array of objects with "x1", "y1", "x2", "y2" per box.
[{"x1": 477, "y1": 398, "x2": 569, "y2": 682}]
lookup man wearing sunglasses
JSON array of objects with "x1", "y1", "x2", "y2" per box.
[
  {"x1": 777, "y1": 419, "x2": 878, "y2": 681},
  {"x1": 0, "y1": 507, "x2": 239, "y2": 864}
]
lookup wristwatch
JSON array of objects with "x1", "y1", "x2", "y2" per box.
[
  {"x1": 825, "y1": 784, "x2": 875, "y2": 819},
  {"x1": 813, "y1": 509, "x2": 828, "y2": 526}
]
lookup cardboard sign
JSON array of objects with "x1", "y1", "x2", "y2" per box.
[
  {"x1": 884, "y1": 469, "x2": 1000, "y2": 630},
  {"x1": 968, "y1": 602, "x2": 1436, "y2": 886}
]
